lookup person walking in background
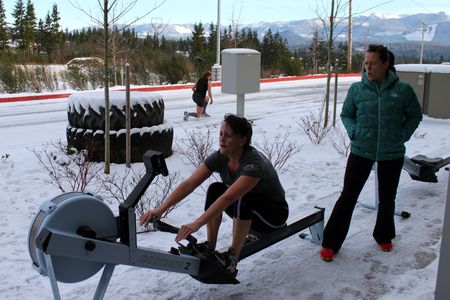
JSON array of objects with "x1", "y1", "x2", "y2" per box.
[
  {"x1": 140, "y1": 114, "x2": 289, "y2": 275},
  {"x1": 184, "y1": 70, "x2": 213, "y2": 120},
  {"x1": 320, "y1": 44, "x2": 422, "y2": 262}
]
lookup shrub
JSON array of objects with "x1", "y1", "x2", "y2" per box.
[
  {"x1": 97, "y1": 166, "x2": 181, "y2": 222},
  {"x1": 329, "y1": 124, "x2": 351, "y2": 157},
  {"x1": 30, "y1": 140, "x2": 103, "y2": 193},
  {"x1": 0, "y1": 61, "x2": 17, "y2": 93},
  {"x1": 297, "y1": 110, "x2": 331, "y2": 144},
  {"x1": 176, "y1": 127, "x2": 215, "y2": 168},
  {"x1": 254, "y1": 129, "x2": 301, "y2": 172}
]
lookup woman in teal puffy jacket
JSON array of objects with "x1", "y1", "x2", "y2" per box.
[{"x1": 320, "y1": 45, "x2": 423, "y2": 261}]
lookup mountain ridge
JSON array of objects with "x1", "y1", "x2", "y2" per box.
[{"x1": 132, "y1": 12, "x2": 450, "y2": 47}]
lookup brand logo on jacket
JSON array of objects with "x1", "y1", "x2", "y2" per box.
[{"x1": 390, "y1": 92, "x2": 398, "y2": 98}]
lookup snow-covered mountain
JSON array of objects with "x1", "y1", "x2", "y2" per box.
[{"x1": 132, "y1": 12, "x2": 450, "y2": 46}]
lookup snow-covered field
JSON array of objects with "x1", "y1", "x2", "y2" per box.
[{"x1": 1, "y1": 77, "x2": 449, "y2": 299}]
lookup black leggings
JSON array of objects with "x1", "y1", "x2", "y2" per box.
[
  {"x1": 192, "y1": 92, "x2": 206, "y2": 107},
  {"x1": 205, "y1": 182, "x2": 288, "y2": 233},
  {"x1": 322, "y1": 153, "x2": 404, "y2": 252}
]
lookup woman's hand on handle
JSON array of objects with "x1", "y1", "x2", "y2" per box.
[
  {"x1": 175, "y1": 221, "x2": 201, "y2": 243},
  {"x1": 139, "y1": 208, "x2": 162, "y2": 226}
]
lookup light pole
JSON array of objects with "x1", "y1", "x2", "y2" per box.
[
  {"x1": 216, "y1": 0, "x2": 221, "y2": 66},
  {"x1": 347, "y1": 0, "x2": 352, "y2": 72},
  {"x1": 419, "y1": 22, "x2": 431, "y2": 64},
  {"x1": 212, "y1": 0, "x2": 222, "y2": 81}
]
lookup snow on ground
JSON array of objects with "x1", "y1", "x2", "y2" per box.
[{"x1": 0, "y1": 77, "x2": 449, "y2": 299}]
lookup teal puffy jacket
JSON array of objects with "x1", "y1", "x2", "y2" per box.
[{"x1": 341, "y1": 71, "x2": 422, "y2": 161}]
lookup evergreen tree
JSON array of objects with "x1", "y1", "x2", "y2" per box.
[
  {"x1": 258, "y1": 28, "x2": 295, "y2": 75},
  {"x1": 160, "y1": 35, "x2": 168, "y2": 52},
  {"x1": 335, "y1": 42, "x2": 348, "y2": 71},
  {"x1": 220, "y1": 27, "x2": 229, "y2": 48},
  {"x1": 206, "y1": 22, "x2": 217, "y2": 64},
  {"x1": 50, "y1": 4, "x2": 63, "y2": 60},
  {"x1": 272, "y1": 31, "x2": 289, "y2": 70},
  {"x1": 12, "y1": 0, "x2": 26, "y2": 47},
  {"x1": 239, "y1": 28, "x2": 257, "y2": 49},
  {"x1": 36, "y1": 18, "x2": 45, "y2": 53},
  {"x1": 42, "y1": 13, "x2": 52, "y2": 55},
  {"x1": 176, "y1": 37, "x2": 189, "y2": 53},
  {"x1": 24, "y1": 0, "x2": 36, "y2": 53},
  {"x1": 0, "y1": 0, "x2": 8, "y2": 49},
  {"x1": 207, "y1": 23, "x2": 216, "y2": 53},
  {"x1": 250, "y1": 30, "x2": 259, "y2": 48},
  {"x1": 190, "y1": 22, "x2": 209, "y2": 73},
  {"x1": 260, "y1": 28, "x2": 274, "y2": 68},
  {"x1": 50, "y1": 4, "x2": 60, "y2": 37},
  {"x1": 308, "y1": 29, "x2": 327, "y2": 73}
]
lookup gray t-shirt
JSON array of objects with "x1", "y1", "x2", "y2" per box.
[{"x1": 204, "y1": 146, "x2": 286, "y2": 204}]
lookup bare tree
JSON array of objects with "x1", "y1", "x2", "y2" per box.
[
  {"x1": 228, "y1": 0, "x2": 243, "y2": 47},
  {"x1": 313, "y1": 0, "x2": 348, "y2": 128},
  {"x1": 69, "y1": 0, "x2": 165, "y2": 173},
  {"x1": 314, "y1": 0, "x2": 395, "y2": 127}
]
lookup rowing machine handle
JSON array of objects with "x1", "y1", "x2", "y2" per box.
[{"x1": 153, "y1": 219, "x2": 198, "y2": 245}]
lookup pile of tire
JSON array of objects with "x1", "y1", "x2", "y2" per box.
[{"x1": 66, "y1": 90, "x2": 173, "y2": 163}]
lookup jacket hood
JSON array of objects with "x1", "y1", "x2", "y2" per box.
[{"x1": 362, "y1": 70, "x2": 399, "y2": 92}]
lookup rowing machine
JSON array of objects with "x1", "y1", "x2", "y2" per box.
[
  {"x1": 28, "y1": 150, "x2": 324, "y2": 299},
  {"x1": 358, "y1": 154, "x2": 450, "y2": 218},
  {"x1": 404, "y1": 154, "x2": 450, "y2": 183}
]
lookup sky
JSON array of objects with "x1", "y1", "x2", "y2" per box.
[{"x1": 2, "y1": 0, "x2": 450, "y2": 31}]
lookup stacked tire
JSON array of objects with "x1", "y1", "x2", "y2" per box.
[{"x1": 66, "y1": 90, "x2": 173, "y2": 163}]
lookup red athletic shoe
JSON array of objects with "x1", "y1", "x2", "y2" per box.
[
  {"x1": 320, "y1": 247, "x2": 335, "y2": 261},
  {"x1": 379, "y1": 242, "x2": 393, "y2": 252}
]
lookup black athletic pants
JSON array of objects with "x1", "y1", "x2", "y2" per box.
[
  {"x1": 205, "y1": 182, "x2": 288, "y2": 233},
  {"x1": 322, "y1": 153, "x2": 404, "y2": 252},
  {"x1": 190, "y1": 92, "x2": 207, "y2": 116}
]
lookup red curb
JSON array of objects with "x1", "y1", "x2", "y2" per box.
[
  {"x1": 0, "y1": 73, "x2": 360, "y2": 103},
  {"x1": 125, "y1": 84, "x2": 196, "y2": 92},
  {"x1": 261, "y1": 73, "x2": 359, "y2": 83},
  {"x1": 0, "y1": 92, "x2": 72, "y2": 103}
]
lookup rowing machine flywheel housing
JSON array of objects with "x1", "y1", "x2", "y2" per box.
[{"x1": 28, "y1": 192, "x2": 117, "y2": 283}]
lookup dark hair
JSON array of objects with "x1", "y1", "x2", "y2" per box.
[
  {"x1": 367, "y1": 44, "x2": 390, "y2": 64},
  {"x1": 388, "y1": 50, "x2": 396, "y2": 73},
  {"x1": 202, "y1": 70, "x2": 212, "y2": 79},
  {"x1": 223, "y1": 114, "x2": 252, "y2": 147}
]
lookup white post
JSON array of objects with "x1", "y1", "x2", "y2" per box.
[
  {"x1": 125, "y1": 63, "x2": 131, "y2": 167},
  {"x1": 120, "y1": 58, "x2": 124, "y2": 86},
  {"x1": 236, "y1": 94, "x2": 245, "y2": 117},
  {"x1": 435, "y1": 168, "x2": 450, "y2": 299},
  {"x1": 419, "y1": 23, "x2": 430, "y2": 64},
  {"x1": 216, "y1": 0, "x2": 221, "y2": 66},
  {"x1": 420, "y1": 25, "x2": 425, "y2": 64},
  {"x1": 212, "y1": 0, "x2": 222, "y2": 81}
]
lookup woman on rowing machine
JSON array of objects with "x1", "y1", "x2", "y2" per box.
[{"x1": 140, "y1": 114, "x2": 289, "y2": 275}]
